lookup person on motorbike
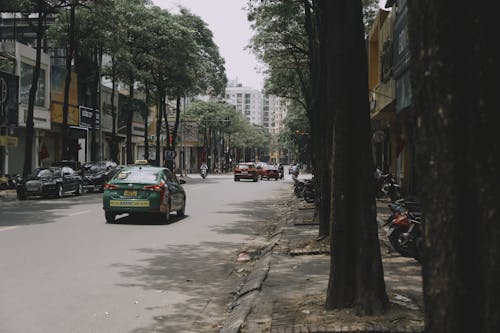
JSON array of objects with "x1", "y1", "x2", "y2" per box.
[
  {"x1": 200, "y1": 162, "x2": 208, "y2": 179},
  {"x1": 290, "y1": 163, "x2": 300, "y2": 179},
  {"x1": 278, "y1": 163, "x2": 284, "y2": 179}
]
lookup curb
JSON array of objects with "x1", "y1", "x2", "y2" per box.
[
  {"x1": 219, "y1": 221, "x2": 285, "y2": 333},
  {"x1": 0, "y1": 189, "x2": 17, "y2": 202}
]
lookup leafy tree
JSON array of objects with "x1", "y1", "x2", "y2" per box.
[
  {"x1": 407, "y1": 2, "x2": 499, "y2": 331},
  {"x1": 113, "y1": 0, "x2": 150, "y2": 164},
  {"x1": 9, "y1": 0, "x2": 64, "y2": 176}
]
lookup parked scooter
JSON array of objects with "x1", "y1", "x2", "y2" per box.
[
  {"x1": 0, "y1": 174, "x2": 18, "y2": 190},
  {"x1": 375, "y1": 171, "x2": 401, "y2": 202},
  {"x1": 385, "y1": 198, "x2": 423, "y2": 262}
]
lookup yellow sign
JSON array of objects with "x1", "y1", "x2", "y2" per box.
[
  {"x1": 110, "y1": 200, "x2": 150, "y2": 207},
  {"x1": 50, "y1": 70, "x2": 79, "y2": 125},
  {"x1": 0, "y1": 136, "x2": 18, "y2": 147}
]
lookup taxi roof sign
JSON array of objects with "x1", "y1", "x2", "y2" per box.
[{"x1": 134, "y1": 159, "x2": 149, "y2": 165}]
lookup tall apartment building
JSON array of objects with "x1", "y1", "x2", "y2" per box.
[
  {"x1": 225, "y1": 81, "x2": 263, "y2": 126},
  {"x1": 225, "y1": 81, "x2": 288, "y2": 135},
  {"x1": 264, "y1": 95, "x2": 288, "y2": 135}
]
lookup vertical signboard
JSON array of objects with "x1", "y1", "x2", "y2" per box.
[{"x1": 0, "y1": 71, "x2": 19, "y2": 126}]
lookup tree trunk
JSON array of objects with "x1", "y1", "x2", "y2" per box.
[
  {"x1": 407, "y1": 2, "x2": 500, "y2": 332},
  {"x1": 110, "y1": 58, "x2": 118, "y2": 163},
  {"x1": 23, "y1": 2, "x2": 45, "y2": 177},
  {"x1": 170, "y1": 96, "x2": 181, "y2": 150},
  {"x1": 324, "y1": 0, "x2": 388, "y2": 315},
  {"x1": 155, "y1": 91, "x2": 161, "y2": 166},
  {"x1": 126, "y1": 80, "x2": 134, "y2": 164},
  {"x1": 62, "y1": 2, "x2": 76, "y2": 161},
  {"x1": 162, "y1": 93, "x2": 173, "y2": 170},
  {"x1": 90, "y1": 47, "x2": 98, "y2": 162},
  {"x1": 304, "y1": 0, "x2": 332, "y2": 237},
  {"x1": 143, "y1": 84, "x2": 150, "y2": 161}
]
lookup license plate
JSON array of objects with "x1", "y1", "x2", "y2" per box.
[
  {"x1": 110, "y1": 200, "x2": 149, "y2": 207},
  {"x1": 27, "y1": 185, "x2": 38, "y2": 192},
  {"x1": 124, "y1": 190, "x2": 137, "y2": 197},
  {"x1": 241, "y1": 171, "x2": 248, "y2": 174}
]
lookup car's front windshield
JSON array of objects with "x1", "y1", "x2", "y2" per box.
[
  {"x1": 113, "y1": 170, "x2": 159, "y2": 183},
  {"x1": 33, "y1": 169, "x2": 53, "y2": 179}
]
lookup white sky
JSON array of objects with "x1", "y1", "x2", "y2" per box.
[
  {"x1": 152, "y1": 0, "x2": 388, "y2": 92},
  {"x1": 152, "y1": 0, "x2": 262, "y2": 90}
]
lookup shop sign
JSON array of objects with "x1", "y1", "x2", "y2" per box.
[
  {"x1": 79, "y1": 106, "x2": 100, "y2": 129},
  {"x1": 19, "y1": 107, "x2": 51, "y2": 130},
  {"x1": 0, "y1": 71, "x2": 19, "y2": 127},
  {"x1": 0, "y1": 135, "x2": 18, "y2": 147}
]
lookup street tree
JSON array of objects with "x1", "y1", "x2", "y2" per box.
[
  {"x1": 7, "y1": 0, "x2": 62, "y2": 176},
  {"x1": 168, "y1": 8, "x2": 227, "y2": 166},
  {"x1": 407, "y1": 2, "x2": 499, "y2": 332},
  {"x1": 113, "y1": 0, "x2": 150, "y2": 164},
  {"x1": 318, "y1": 0, "x2": 388, "y2": 315}
]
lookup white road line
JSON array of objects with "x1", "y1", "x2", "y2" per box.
[
  {"x1": 0, "y1": 226, "x2": 19, "y2": 232},
  {"x1": 68, "y1": 210, "x2": 90, "y2": 217}
]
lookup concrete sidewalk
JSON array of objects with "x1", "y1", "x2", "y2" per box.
[{"x1": 221, "y1": 191, "x2": 424, "y2": 333}]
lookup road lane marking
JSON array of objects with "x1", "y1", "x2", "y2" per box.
[
  {"x1": 0, "y1": 226, "x2": 19, "y2": 232},
  {"x1": 68, "y1": 210, "x2": 90, "y2": 217}
]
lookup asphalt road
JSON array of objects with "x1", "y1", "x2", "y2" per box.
[{"x1": 0, "y1": 174, "x2": 290, "y2": 333}]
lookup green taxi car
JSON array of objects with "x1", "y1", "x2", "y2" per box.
[{"x1": 102, "y1": 165, "x2": 186, "y2": 223}]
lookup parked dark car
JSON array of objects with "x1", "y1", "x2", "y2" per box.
[
  {"x1": 52, "y1": 160, "x2": 81, "y2": 171},
  {"x1": 17, "y1": 167, "x2": 83, "y2": 200},
  {"x1": 81, "y1": 161, "x2": 118, "y2": 192}
]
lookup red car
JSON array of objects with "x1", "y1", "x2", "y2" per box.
[
  {"x1": 262, "y1": 165, "x2": 280, "y2": 180},
  {"x1": 234, "y1": 163, "x2": 259, "y2": 182}
]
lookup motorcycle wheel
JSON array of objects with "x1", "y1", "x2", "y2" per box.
[
  {"x1": 414, "y1": 237, "x2": 424, "y2": 263},
  {"x1": 388, "y1": 227, "x2": 412, "y2": 257}
]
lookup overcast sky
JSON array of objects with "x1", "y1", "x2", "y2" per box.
[
  {"x1": 152, "y1": 0, "x2": 388, "y2": 91},
  {"x1": 152, "y1": 0, "x2": 262, "y2": 90}
]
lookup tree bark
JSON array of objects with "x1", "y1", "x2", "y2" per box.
[
  {"x1": 110, "y1": 58, "x2": 118, "y2": 163},
  {"x1": 23, "y1": 1, "x2": 45, "y2": 177},
  {"x1": 324, "y1": 0, "x2": 388, "y2": 315},
  {"x1": 304, "y1": 0, "x2": 332, "y2": 237},
  {"x1": 143, "y1": 84, "x2": 150, "y2": 161},
  {"x1": 126, "y1": 80, "x2": 134, "y2": 164},
  {"x1": 407, "y1": 2, "x2": 500, "y2": 332},
  {"x1": 155, "y1": 91, "x2": 161, "y2": 166},
  {"x1": 62, "y1": 1, "x2": 76, "y2": 161}
]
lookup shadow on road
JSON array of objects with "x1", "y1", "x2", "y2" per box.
[
  {"x1": 0, "y1": 193, "x2": 101, "y2": 227},
  {"x1": 114, "y1": 197, "x2": 285, "y2": 332}
]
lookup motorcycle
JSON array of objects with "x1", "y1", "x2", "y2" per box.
[
  {"x1": 0, "y1": 174, "x2": 17, "y2": 190},
  {"x1": 201, "y1": 169, "x2": 207, "y2": 179},
  {"x1": 386, "y1": 209, "x2": 424, "y2": 262},
  {"x1": 376, "y1": 172, "x2": 401, "y2": 202}
]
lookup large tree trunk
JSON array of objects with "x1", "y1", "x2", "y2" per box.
[
  {"x1": 110, "y1": 59, "x2": 118, "y2": 163},
  {"x1": 90, "y1": 47, "x2": 99, "y2": 162},
  {"x1": 325, "y1": 0, "x2": 388, "y2": 315},
  {"x1": 62, "y1": 2, "x2": 76, "y2": 161},
  {"x1": 304, "y1": 0, "x2": 332, "y2": 237},
  {"x1": 155, "y1": 91, "x2": 161, "y2": 167},
  {"x1": 171, "y1": 96, "x2": 181, "y2": 150},
  {"x1": 143, "y1": 84, "x2": 150, "y2": 161},
  {"x1": 126, "y1": 80, "x2": 134, "y2": 164},
  {"x1": 23, "y1": 1, "x2": 45, "y2": 177},
  {"x1": 407, "y1": 2, "x2": 500, "y2": 332}
]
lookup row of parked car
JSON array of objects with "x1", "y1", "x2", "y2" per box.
[
  {"x1": 16, "y1": 160, "x2": 121, "y2": 200},
  {"x1": 233, "y1": 162, "x2": 282, "y2": 182}
]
